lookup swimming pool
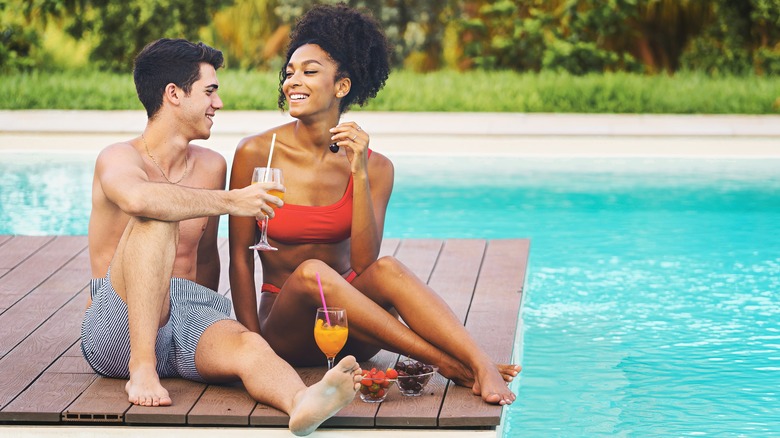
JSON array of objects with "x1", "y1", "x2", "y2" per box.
[{"x1": 2, "y1": 153, "x2": 779, "y2": 436}]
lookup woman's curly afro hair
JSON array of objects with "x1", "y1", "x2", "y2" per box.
[{"x1": 278, "y1": 2, "x2": 391, "y2": 114}]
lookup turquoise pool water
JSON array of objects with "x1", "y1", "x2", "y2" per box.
[{"x1": 2, "y1": 153, "x2": 779, "y2": 436}]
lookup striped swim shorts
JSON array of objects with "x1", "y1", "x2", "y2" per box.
[{"x1": 80, "y1": 269, "x2": 232, "y2": 382}]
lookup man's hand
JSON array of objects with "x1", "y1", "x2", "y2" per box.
[{"x1": 228, "y1": 181, "x2": 285, "y2": 218}]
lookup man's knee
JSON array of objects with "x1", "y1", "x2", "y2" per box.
[{"x1": 129, "y1": 217, "x2": 179, "y2": 241}]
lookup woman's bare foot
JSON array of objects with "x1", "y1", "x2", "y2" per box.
[
  {"x1": 499, "y1": 364, "x2": 522, "y2": 382},
  {"x1": 288, "y1": 355, "x2": 362, "y2": 436},
  {"x1": 125, "y1": 364, "x2": 171, "y2": 407},
  {"x1": 471, "y1": 365, "x2": 516, "y2": 405}
]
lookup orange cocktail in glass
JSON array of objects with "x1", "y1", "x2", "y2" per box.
[{"x1": 314, "y1": 308, "x2": 348, "y2": 369}]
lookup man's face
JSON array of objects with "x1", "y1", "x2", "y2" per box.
[{"x1": 180, "y1": 63, "x2": 223, "y2": 140}]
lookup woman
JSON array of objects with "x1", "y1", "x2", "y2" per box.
[{"x1": 229, "y1": 3, "x2": 518, "y2": 405}]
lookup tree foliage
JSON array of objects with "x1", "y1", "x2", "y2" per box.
[
  {"x1": 3, "y1": 0, "x2": 780, "y2": 75},
  {"x1": 10, "y1": 0, "x2": 231, "y2": 71}
]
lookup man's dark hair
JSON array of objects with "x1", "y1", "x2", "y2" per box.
[
  {"x1": 278, "y1": 3, "x2": 391, "y2": 114},
  {"x1": 133, "y1": 38, "x2": 224, "y2": 119}
]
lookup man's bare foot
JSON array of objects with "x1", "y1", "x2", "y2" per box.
[
  {"x1": 288, "y1": 355, "x2": 362, "y2": 436},
  {"x1": 472, "y1": 365, "x2": 516, "y2": 405},
  {"x1": 126, "y1": 364, "x2": 171, "y2": 407},
  {"x1": 499, "y1": 364, "x2": 522, "y2": 382}
]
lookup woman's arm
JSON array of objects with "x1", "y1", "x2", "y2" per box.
[
  {"x1": 331, "y1": 122, "x2": 394, "y2": 273},
  {"x1": 350, "y1": 153, "x2": 393, "y2": 272},
  {"x1": 228, "y1": 137, "x2": 265, "y2": 334}
]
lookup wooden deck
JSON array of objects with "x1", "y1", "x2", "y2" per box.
[{"x1": 0, "y1": 236, "x2": 529, "y2": 432}]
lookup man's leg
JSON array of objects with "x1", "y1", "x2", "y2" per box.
[
  {"x1": 195, "y1": 319, "x2": 362, "y2": 437},
  {"x1": 110, "y1": 217, "x2": 178, "y2": 406}
]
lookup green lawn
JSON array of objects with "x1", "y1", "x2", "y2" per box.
[{"x1": 7, "y1": 69, "x2": 780, "y2": 114}]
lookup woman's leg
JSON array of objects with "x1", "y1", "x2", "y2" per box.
[
  {"x1": 350, "y1": 256, "x2": 519, "y2": 405},
  {"x1": 259, "y1": 259, "x2": 515, "y2": 404},
  {"x1": 259, "y1": 260, "x2": 467, "y2": 375}
]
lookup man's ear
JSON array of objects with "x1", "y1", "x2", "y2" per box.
[
  {"x1": 336, "y1": 77, "x2": 351, "y2": 98},
  {"x1": 163, "y1": 83, "x2": 180, "y2": 105}
]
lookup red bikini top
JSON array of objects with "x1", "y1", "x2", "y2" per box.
[{"x1": 262, "y1": 150, "x2": 371, "y2": 245}]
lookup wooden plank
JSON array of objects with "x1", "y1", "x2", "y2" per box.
[
  {"x1": 394, "y1": 239, "x2": 442, "y2": 282},
  {"x1": 63, "y1": 377, "x2": 129, "y2": 423},
  {"x1": 379, "y1": 238, "x2": 400, "y2": 258},
  {"x1": 0, "y1": 236, "x2": 86, "y2": 309},
  {"x1": 0, "y1": 236, "x2": 53, "y2": 269},
  {"x1": 0, "y1": 267, "x2": 89, "y2": 357},
  {"x1": 376, "y1": 372, "x2": 448, "y2": 427},
  {"x1": 125, "y1": 378, "x2": 207, "y2": 424},
  {"x1": 187, "y1": 383, "x2": 256, "y2": 425},
  {"x1": 0, "y1": 235, "x2": 12, "y2": 247},
  {"x1": 0, "y1": 342, "x2": 96, "y2": 422},
  {"x1": 47, "y1": 353, "x2": 94, "y2": 374},
  {"x1": 438, "y1": 239, "x2": 529, "y2": 427},
  {"x1": 0, "y1": 287, "x2": 88, "y2": 409},
  {"x1": 248, "y1": 400, "x2": 288, "y2": 427},
  {"x1": 428, "y1": 239, "x2": 487, "y2": 322},
  {"x1": 62, "y1": 342, "x2": 84, "y2": 357},
  {"x1": 0, "y1": 372, "x2": 97, "y2": 422},
  {"x1": 374, "y1": 239, "x2": 487, "y2": 427}
]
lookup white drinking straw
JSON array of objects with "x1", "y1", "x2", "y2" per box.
[{"x1": 263, "y1": 133, "x2": 276, "y2": 182}]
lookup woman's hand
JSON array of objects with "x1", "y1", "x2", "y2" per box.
[{"x1": 330, "y1": 122, "x2": 369, "y2": 174}]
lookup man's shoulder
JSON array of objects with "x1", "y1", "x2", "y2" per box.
[
  {"x1": 189, "y1": 144, "x2": 226, "y2": 167},
  {"x1": 96, "y1": 140, "x2": 141, "y2": 166}
]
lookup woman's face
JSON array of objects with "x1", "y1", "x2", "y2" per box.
[{"x1": 283, "y1": 44, "x2": 346, "y2": 118}]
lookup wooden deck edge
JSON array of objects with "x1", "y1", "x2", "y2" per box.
[{"x1": 0, "y1": 236, "x2": 530, "y2": 431}]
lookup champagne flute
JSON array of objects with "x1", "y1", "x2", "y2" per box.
[
  {"x1": 249, "y1": 167, "x2": 284, "y2": 251},
  {"x1": 314, "y1": 307, "x2": 348, "y2": 369}
]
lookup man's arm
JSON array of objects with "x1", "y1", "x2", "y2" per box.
[{"x1": 97, "y1": 142, "x2": 282, "y2": 221}]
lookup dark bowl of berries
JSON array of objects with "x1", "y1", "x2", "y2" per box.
[{"x1": 394, "y1": 359, "x2": 438, "y2": 397}]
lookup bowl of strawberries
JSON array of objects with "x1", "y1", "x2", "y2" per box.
[{"x1": 358, "y1": 367, "x2": 398, "y2": 403}]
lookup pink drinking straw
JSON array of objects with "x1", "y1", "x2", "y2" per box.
[{"x1": 316, "y1": 272, "x2": 331, "y2": 325}]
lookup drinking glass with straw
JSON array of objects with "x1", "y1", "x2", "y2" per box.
[
  {"x1": 313, "y1": 272, "x2": 348, "y2": 369},
  {"x1": 249, "y1": 133, "x2": 284, "y2": 251}
]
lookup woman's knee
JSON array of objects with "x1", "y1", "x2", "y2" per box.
[
  {"x1": 291, "y1": 259, "x2": 346, "y2": 299},
  {"x1": 370, "y1": 255, "x2": 407, "y2": 276}
]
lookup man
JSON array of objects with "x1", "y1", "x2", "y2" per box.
[{"x1": 81, "y1": 38, "x2": 361, "y2": 436}]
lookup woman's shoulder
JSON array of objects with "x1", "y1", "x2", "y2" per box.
[
  {"x1": 368, "y1": 149, "x2": 394, "y2": 174},
  {"x1": 237, "y1": 122, "x2": 296, "y2": 152}
]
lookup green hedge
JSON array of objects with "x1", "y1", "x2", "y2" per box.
[{"x1": 6, "y1": 69, "x2": 780, "y2": 114}]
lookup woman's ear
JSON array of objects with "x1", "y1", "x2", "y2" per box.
[{"x1": 336, "y1": 77, "x2": 351, "y2": 98}]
